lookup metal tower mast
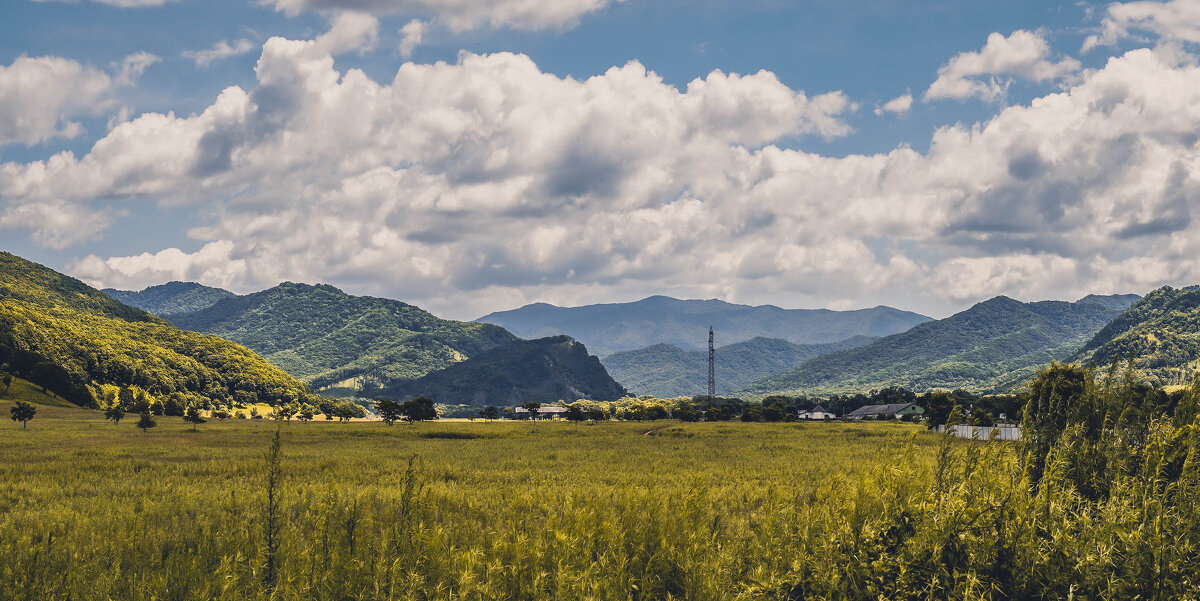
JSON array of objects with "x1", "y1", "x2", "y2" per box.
[{"x1": 707, "y1": 326, "x2": 715, "y2": 398}]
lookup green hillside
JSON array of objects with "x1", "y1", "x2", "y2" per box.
[
  {"x1": 745, "y1": 295, "x2": 1139, "y2": 395},
  {"x1": 169, "y1": 283, "x2": 519, "y2": 392},
  {"x1": 103, "y1": 281, "x2": 235, "y2": 315},
  {"x1": 1073, "y1": 286, "x2": 1200, "y2": 386},
  {"x1": 0, "y1": 252, "x2": 311, "y2": 407},
  {"x1": 602, "y1": 335, "x2": 876, "y2": 398},
  {"x1": 381, "y1": 335, "x2": 628, "y2": 405}
]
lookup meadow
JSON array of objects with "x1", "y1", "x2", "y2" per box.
[
  {"x1": 0, "y1": 399, "x2": 945, "y2": 600},
  {"x1": 6, "y1": 367, "x2": 1200, "y2": 601}
]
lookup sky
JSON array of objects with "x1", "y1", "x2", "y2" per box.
[{"x1": 2, "y1": 0, "x2": 1200, "y2": 320}]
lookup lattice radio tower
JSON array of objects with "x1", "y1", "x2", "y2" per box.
[{"x1": 707, "y1": 326, "x2": 715, "y2": 398}]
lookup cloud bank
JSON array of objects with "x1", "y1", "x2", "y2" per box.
[{"x1": 4, "y1": 24, "x2": 1200, "y2": 318}]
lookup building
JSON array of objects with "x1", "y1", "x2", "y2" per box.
[
  {"x1": 513, "y1": 406, "x2": 568, "y2": 419},
  {"x1": 798, "y1": 404, "x2": 835, "y2": 420},
  {"x1": 846, "y1": 403, "x2": 925, "y2": 420}
]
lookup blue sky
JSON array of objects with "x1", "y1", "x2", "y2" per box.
[{"x1": 2, "y1": 0, "x2": 1199, "y2": 320}]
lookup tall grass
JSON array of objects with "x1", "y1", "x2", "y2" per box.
[{"x1": 4, "y1": 396, "x2": 1200, "y2": 599}]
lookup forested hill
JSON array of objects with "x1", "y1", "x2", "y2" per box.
[
  {"x1": 744, "y1": 294, "x2": 1141, "y2": 395},
  {"x1": 602, "y1": 335, "x2": 876, "y2": 398},
  {"x1": 103, "y1": 281, "x2": 234, "y2": 316},
  {"x1": 1073, "y1": 286, "x2": 1200, "y2": 386},
  {"x1": 169, "y1": 283, "x2": 519, "y2": 391},
  {"x1": 476, "y1": 296, "x2": 930, "y2": 356},
  {"x1": 381, "y1": 336, "x2": 628, "y2": 405},
  {"x1": 0, "y1": 252, "x2": 311, "y2": 407}
]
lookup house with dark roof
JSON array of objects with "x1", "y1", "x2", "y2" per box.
[{"x1": 846, "y1": 403, "x2": 924, "y2": 420}]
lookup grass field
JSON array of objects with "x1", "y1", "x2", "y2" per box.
[{"x1": 0, "y1": 399, "x2": 946, "y2": 600}]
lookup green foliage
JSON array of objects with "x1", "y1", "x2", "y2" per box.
[
  {"x1": 169, "y1": 282, "x2": 518, "y2": 391},
  {"x1": 746, "y1": 294, "x2": 1137, "y2": 396},
  {"x1": 400, "y1": 397, "x2": 438, "y2": 423},
  {"x1": 9, "y1": 400, "x2": 35, "y2": 428},
  {"x1": 136, "y1": 410, "x2": 156, "y2": 432},
  {"x1": 105, "y1": 406, "x2": 124, "y2": 425},
  {"x1": 602, "y1": 335, "x2": 876, "y2": 398},
  {"x1": 0, "y1": 252, "x2": 313, "y2": 409},
  {"x1": 102, "y1": 282, "x2": 235, "y2": 316},
  {"x1": 183, "y1": 405, "x2": 206, "y2": 431},
  {"x1": 375, "y1": 399, "x2": 402, "y2": 426},
  {"x1": 382, "y1": 336, "x2": 627, "y2": 406},
  {"x1": 1074, "y1": 286, "x2": 1200, "y2": 386}
]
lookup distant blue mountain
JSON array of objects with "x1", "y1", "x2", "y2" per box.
[
  {"x1": 602, "y1": 335, "x2": 877, "y2": 398},
  {"x1": 476, "y1": 295, "x2": 931, "y2": 356},
  {"x1": 103, "y1": 281, "x2": 235, "y2": 316}
]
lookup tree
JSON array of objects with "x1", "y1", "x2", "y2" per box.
[
  {"x1": 376, "y1": 399, "x2": 403, "y2": 426},
  {"x1": 565, "y1": 405, "x2": 586, "y2": 422},
  {"x1": 480, "y1": 405, "x2": 500, "y2": 420},
  {"x1": 118, "y1": 387, "x2": 135, "y2": 410},
  {"x1": 400, "y1": 397, "x2": 438, "y2": 423},
  {"x1": 522, "y1": 401, "x2": 541, "y2": 420},
  {"x1": 105, "y1": 405, "x2": 125, "y2": 425},
  {"x1": 10, "y1": 400, "x2": 35, "y2": 429},
  {"x1": 1, "y1": 371, "x2": 11, "y2": 395},
  {"x1": 297, "y1": 406, "x2": 314, "y2": 424},
  {"x1": 275, "y1": 403, "x2": 298, "y2": 422},
  {"x1": 184, "y1": 405, "x2": 206, "y2": 431},
  {"x1": 137, "y1": 410, "x2": 157, "y2": 433}
]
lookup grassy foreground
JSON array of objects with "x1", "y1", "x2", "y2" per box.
[{"x1": 0, "y1": 403, "x2": 944, "y2": 600}]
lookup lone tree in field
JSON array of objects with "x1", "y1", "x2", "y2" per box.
[
  {"x1": 400, "y1": 397, "x2": 438, "y2": 424},
  {"x1": 137, "y1": 410, "x2": 157, "y2": 433},
  {"x1": 522, "y1": 401, "x2": 541, "y2": 420},
  {"x1": 10, "y1": 400, "x2": 36, "y2": 429},
  {"x1": 184, "y1": 404, "x2": 206, "y2": 431},
  {"x1": 480, "y1": 405, "x2": 500, "y2": 420},
  {"x1": 296, "y1": 406, "x2": 314, "y2": 423},
  {"x1": 105, "y1": 405, "x2": 125, "y2": 425},
  {"x1": 376, "y1": 399, "x2": 403, "y2": 426}
]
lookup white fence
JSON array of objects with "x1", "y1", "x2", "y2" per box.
[{"x1": 935, "y1": 424, "x2": 1023, "y2": 441}]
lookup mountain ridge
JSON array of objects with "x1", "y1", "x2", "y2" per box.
[
  {"x1": 477, "y1": 295, "x2": 931, "y2": 356},
  {"x1": 744, "y1": 293, "x2": 1141, "y2": 395}
]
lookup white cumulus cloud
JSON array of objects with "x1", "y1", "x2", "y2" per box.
[
  {"x1": 875, "y1": 93, "x2": 913, "y2": 116},
  {"x1": 263, "y1": 0, "x2": 622, "y2": 32},
  {"x1": 184, "y1": 39, "x2": 258, "y2": 67},
  {"x1": 8, "y1": 26, "x2": 1200, "y2": 318},
  {"x1": 398, "y1": 19, "x2": 426, "y2": 58},
  {"x1": 0, "y1": 55, "x2": 116, "y2": 147},
  {"x1": 925, "y1": 30, "x2": 1082, "y2": 102},
  {"x1": 1084, "y1": 0, "x2": 1200, "y2": 51}
]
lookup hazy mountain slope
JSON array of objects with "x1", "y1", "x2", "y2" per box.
[
  {"x1": 0, "y1": 252, "x2": 310, "y2": 407},
  {"x1": 169, "y1": 283, "x2": 519, "y2": 390},
  {"x1": 476, "y1": 295, "x2": 930, "y2": 355},
  {"x1": 1073, "y1": 287, "x2": 1200, "y2": 386},
  {"x1": 602, "y1": 335, "x2": 876, "y2": 398},
  {"x1": 745, "y1": 294, "x2": 1140, "y2": 395},
  {"x1": 103, "y1": 281, "x2": 235, "y2": 316},
  {"x1": 381, "y1": 335, "x2": 627, "y2": 405}
]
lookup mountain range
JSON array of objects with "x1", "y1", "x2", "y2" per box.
[
  {"x1": 475, "y1": 295, "x2": 931, "y2": 356},
  {"x1": 744, "y1": 294, "x2": 1141, "y2": 395},
  {"x1": 0, "y1": 252, "x2": 311, "y2": 407},
  {"x1": 602, "y1": 335, "x2": 876, "y2": 398},
  {"x1": 167, "y1": 282, "x2": 519, "y2": 391}
]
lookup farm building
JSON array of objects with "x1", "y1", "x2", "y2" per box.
[
  {"x1": 513, "y1": 406, "x2": 568, "y2": 419},
  {"x1": 798, "y1": 405, "x2": 835, "y2": 420},
  {"x1": 846, "y1": 403, "x2": 924, "y2": 420}
]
